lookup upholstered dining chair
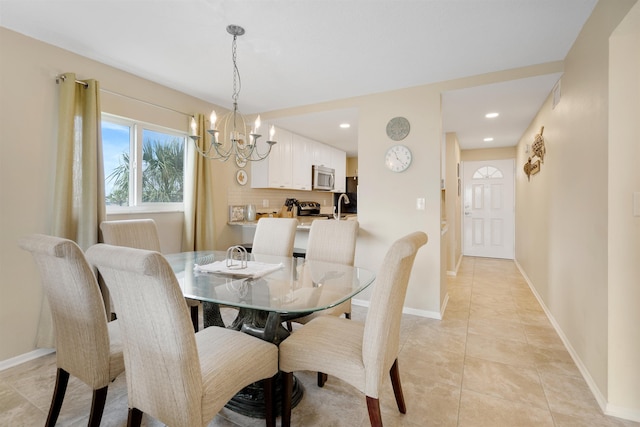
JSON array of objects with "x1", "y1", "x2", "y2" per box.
[
  {"x1": 203, "y1": 217, "x2": 300, "y2": 328},
  {"x1": 86, "y1": 243, "x2": 279, "y2": 427},
  {"x1": 100, "y1": 219, "x2": 200, "y2": 331},
  {"x1": 251, "y1": 217, "x2": 299, "y2": 256},
  {"x1": 291, "y1": 219, "x2": 358, "y2": 323},
  {"x1": 279, "y1": 231, "x2": 428, "y2": 427},
  {"x1": 18, "y1": 234, "x2": 125, "y2": 427}
]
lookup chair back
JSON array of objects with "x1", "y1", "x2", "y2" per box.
[
  {"x1": 100, "y1": 219, "x2": 161, "y2": 251},
  {"x1": 306, "y1": 220, "x2": 359, "y2": 266},
  {"x1": 18, "y1": 234, "x2": 115, "y2": 389},
  {"x1": 86, "y1": 243, "x2": 202, "y2": 425},
  {"x1": 362, "y1": 231, "x2": 427, "y2": 396},
  {"x1": 251, "y1": 218, "x2": 298, "y2": 257}
]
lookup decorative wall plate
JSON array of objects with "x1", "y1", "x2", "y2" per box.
[
  {"x1": 236, "y1": 169, "x2": 247, "y2": 186},
  {"x1": 235, "y1": 155, "x2": 247, "y2": 168},
  {"x1": 386, "y1": 116, "x2": 410, "y2": 141}
]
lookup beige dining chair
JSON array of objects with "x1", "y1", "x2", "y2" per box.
[
  {"x1": 18, "y1": 234, "x2": 125, "y2": 427},
  {"x1": 203, "y1": 217, "x2": 298, "y2": 328},
  {"x1": 279, "y1": 231, "x2": 428, "y2": 427},
  {"x1": 252, "y1": 217, "x2": 299, "y2": 256},
  {"x1": 291, "y1": 219, "x2": 359, "y2": 324},
  {"x1": 100, "y1": 219, "x2": 201, "y2": 331},
  {"x1": 86, "y1": 243, "x2": 279, "y2": 427}
]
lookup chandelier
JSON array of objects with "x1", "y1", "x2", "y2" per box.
[{"x1": 189, "y1": 25, "x2": 276, "y2": 162}]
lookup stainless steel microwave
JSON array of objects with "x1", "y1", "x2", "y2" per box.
[{"x1": 312, "y1": 165, "x2": 335, "y2": 191}]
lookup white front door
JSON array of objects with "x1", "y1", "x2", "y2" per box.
[{"x1": 462, "y1": 159, "x2": 515, "y2": 259}]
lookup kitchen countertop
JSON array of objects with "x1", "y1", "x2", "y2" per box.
[{"x1": 228, "y1": 215, "x2": 357, "y2": 230}]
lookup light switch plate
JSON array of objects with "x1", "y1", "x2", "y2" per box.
[
  {"x1": 634, "y1": 192, "x2": 640, "y2": 217},
  {"x1": 416, "y1": 197, "x2": 426, "y2": 210}
]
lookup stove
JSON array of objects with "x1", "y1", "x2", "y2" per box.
[{"x1": 297, "y1": 201, "x2": 321, "y2": 216}]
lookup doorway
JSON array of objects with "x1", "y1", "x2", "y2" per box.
[{"x1": 462, "y1": 159, "x2": 515, "y2": 259}]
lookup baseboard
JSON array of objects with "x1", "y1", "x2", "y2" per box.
[
  {"x1": 514, "y1": 260, "x2": 610, "y2": 415},
  {"x1": 352, "y1": 298, "x2": 443, "y2": 320},
  {"x1": 0, "y1": 348, "x2": 54, "y2": 372},
  {"x1": 446, "y1": 254, "x2": 463, "y2": 277}
]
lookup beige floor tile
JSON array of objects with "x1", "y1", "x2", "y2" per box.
[
  {"x1": 539, "y1": 371, "x2": 604, "y2": 418},
  {"x1": 465, "y1": 332, "x2": 537, "y2": 367},
  {"x1": 552, "y1": 411, "x2": 640, "y2": 427},
  {"x1": 4, "y1": 256, "x2": 637, "y2": 427},
  {"x1": 467, "y1": 316, "x2": 527, "y2": 343},
  {"x1": 462, "y1": 357, "x2": 548, "y2": 409},
  {"x1": 458, "y1": 389, "x2": 554, "y2": 427},
  {"x1": 532, "y1": 346, "x2": 583, "y2": 379}
]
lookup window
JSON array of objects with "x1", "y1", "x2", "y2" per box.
[
  {"x1": 472, "y1": 166, "x2": 503, "y2": 180},
  {"x1": 102, "y1": 114, "x2": 186, "y2": 212}
]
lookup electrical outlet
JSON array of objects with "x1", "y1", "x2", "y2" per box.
[{"x1": 262, "y1": 199, "x2": 269, "y2": 208}]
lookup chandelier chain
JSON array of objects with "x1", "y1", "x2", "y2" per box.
[{"x1": 231, "y1": 35, "x2": 241, "y2": 104}]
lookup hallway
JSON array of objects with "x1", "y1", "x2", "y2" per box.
[{"x1": 0, "y1": 257, "x2": 637, "y2": 426}]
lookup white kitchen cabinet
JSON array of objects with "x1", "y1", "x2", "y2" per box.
[
  {"x1": 311, "y1": 140, "x2": 331, "y2": 168},
  {"x1": 252, "y1": 126, "x2": 346, "y2": 192},
  {"x1": 251, "y1": 127, "x2": 292, "y2": 189},
  {"x1": 292, "y1": 134, "x2": 313, "y2": 190}
]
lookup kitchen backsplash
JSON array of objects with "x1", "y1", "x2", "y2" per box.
[{"x1": 227, "y1": 187, "x2": 334, "y2": 214}]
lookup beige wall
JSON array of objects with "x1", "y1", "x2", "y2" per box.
[
  {"x1": 444, "y1": 133, "x2": 462, "y2": 274},
  {"x1": 514, "y1": 0, "x2": 638, "y2": 419},
  {"x1": 461, "y1": 146, "x2": 516, "y2": 161},
  {"x1": 0, "y1": 25, "x2": 567, "y2": 361},
  {"x1": 607, "y1": 1, "x2": 640, "y2": 414}
]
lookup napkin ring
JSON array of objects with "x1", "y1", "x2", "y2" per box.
[{"x1": 226, "y1": 245, "x2": 248, "y2": 270}]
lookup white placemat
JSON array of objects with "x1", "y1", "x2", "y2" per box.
[{"x1": 194, "y1": 260, "x2": 283, "y2": 278}]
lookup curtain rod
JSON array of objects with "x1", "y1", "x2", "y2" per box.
[{"x1": 55, "y1": 75, "x2": 194, "y2": 118}]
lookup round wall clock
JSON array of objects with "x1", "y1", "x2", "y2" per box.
[
  {"x1": 384, "y1": 144, "x2": 412, "y2": 172},
  {"x1": 386, "y1": 116, "x2": 410, "y2": 141}
]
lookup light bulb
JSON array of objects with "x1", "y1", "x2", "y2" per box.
[{"x1": 209, "y1": 111, "x2": 217, "y2": 130}]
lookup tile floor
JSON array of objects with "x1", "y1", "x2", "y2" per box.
[{"x1": 1, "y1": 257, "x2": 638, "y2": 426}]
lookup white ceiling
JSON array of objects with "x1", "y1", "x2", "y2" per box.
[{"x1": 0, "y1": 0, "x2": 596, "y2": 156}]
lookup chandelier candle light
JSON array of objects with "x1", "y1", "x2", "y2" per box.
[{"x1": 189, "y1": 25, "x2": 277, "y2": 162}]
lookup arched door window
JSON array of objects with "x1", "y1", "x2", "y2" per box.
[{"x1": 472, "y1": 166, "x2": 503, "y2": 179}]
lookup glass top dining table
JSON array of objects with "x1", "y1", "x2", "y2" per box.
[
  {"x1": 165, "y1": 250, "x2": 376, "y2": 342},
  {"x1": 164, "y1": 250, "x2": 375, "y2": 418}
]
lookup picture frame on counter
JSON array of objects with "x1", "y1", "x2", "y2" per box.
[{"x1": 229, "y1": 205, "x2": 245, "y2": 222}]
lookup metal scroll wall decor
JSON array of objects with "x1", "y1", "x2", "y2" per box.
[{"x1": 524, "y1": 126, "x2": 546, "y2": 181}]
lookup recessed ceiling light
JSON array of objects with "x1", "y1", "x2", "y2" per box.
[
  {"x1": 483, "y1": 137, "x2": 494, "y2": 142},
  {"x1": 339, "y1": 123, "x2": 351, "y2": 129},
  {"x1": 485, "y1": 112, "x2": 499, "y2": 119}
]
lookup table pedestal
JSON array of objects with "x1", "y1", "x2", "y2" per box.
[{"x1": 202, "y1": 303, "x2": 304, "y2": 418}]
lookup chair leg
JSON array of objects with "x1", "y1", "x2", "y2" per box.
[
  {"x1": 390, "y1": 359, "x2": 406, "y2": 414},
  {"x1": 281, "y1": 372, "x2": 293, "y2": 427},
  {"x1": 366, "y1": 396, "x2": 383, "y2": 427},
  {"x1": 317, "y1": 372, "x2": 327, "y2": 387},
  {"x1": 127, "y1": 407, "x2": 143, "y2": 427},
  {"x1": 286, "y1": 321, "x2": 293, "y2": 332},
  {"x1": 190, "y1": 304, "x2": 199, "y2": 332},
  {"x1": 45, "y1": 368, "x2": 70, "y2": 427},
  {"x1": 263, "y1": 375, "x2": 276, "y2": 427},
  {"x1": 88, "y1": 386, "x2": 108, "y2": 427}
]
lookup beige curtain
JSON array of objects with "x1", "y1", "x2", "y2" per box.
[
  {"x1": 36, "y1": 72, "x2": 106, "y2": 348},
  {"x1": 182, "y1": 113, "x2": 216, "y2": 251}
]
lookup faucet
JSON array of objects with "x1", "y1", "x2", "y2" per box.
[{"x1": 334, "y1": 194, "x2": 350, "y2": 220}]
